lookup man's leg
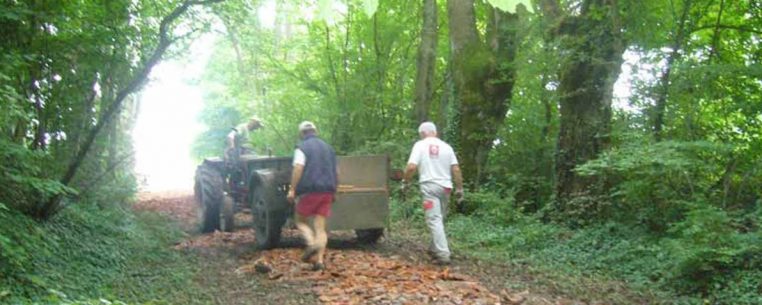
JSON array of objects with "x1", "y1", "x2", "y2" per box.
[
  {"x1": 441, "y1": 188, "x2": 451, "y2": 221},
  {"x1": 430, "y1": 188, "x2": 450, "y2": 257},
  {"x1": 312, "y1": 215, "x2": 328, "y2": 265},
  {"x1": 294, "y1": 212, "x2": 315, "y2": 247},
  {"x1": 421, "y1": 184, "x2": 451, "y2": 262}
]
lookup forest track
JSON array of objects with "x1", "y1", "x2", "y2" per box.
[{"x1": 134, "y1": 191, "x2": 588, "y2": 305}]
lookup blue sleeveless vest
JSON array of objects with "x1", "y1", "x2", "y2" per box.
[{"x1": 295, "y1": 135, "x2": 337, "y2": 195}]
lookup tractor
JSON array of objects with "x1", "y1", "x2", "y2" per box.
[{"x1": 193, "y1": 150, "x2": 390, "y2": 249}]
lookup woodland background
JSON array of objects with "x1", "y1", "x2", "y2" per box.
[{"x1": 1, "y1": 0, "x2": 760, "y2": 304}]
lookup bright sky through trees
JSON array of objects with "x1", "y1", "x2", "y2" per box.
[{"x1": 133, "y1": 34, "x2": 215, "y2": 191}]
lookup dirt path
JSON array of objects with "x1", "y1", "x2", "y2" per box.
[{"x1": 134, "y1": 191, "x2": 581, "y2": 305}]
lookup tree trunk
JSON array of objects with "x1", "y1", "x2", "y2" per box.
[
  {"x1": 28, "y1": 0, "x2": 46, "y2": 150},
  {"x1": 652, "y1": 0, "x2": 693, "y2": 140},
  {"x1": 553, "y1": 0, "x2": 625, "y2": 209},
  {"x1": 413, "y1": 0, "x2": 438, "y2": 123},
  {"x1": 447, "y1": 0, "x2": 519, "y2": 187}
]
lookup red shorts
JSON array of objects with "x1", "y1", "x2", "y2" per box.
[{"x1": 296, "y1": 192, "x2": 334, "y2": 217}]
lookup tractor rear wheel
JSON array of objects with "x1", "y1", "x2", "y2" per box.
[
  {"x1": 194, "y1": 164, "x2": 224, "y2": 233},
  {"x1": 251, "y1": 184, "x2": 285, "y2": 249},
  {"x1": 355, "y1": 228, "x2": 384, "y2": 244}
]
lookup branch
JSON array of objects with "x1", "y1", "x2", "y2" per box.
[
  {"x1": 171, "y1": 27, "x2": 202, "y2": 43},
  {"x1": 690, "y1": 24, "x2": 762, "y2": 35},
  {"x1": 246, "y1": 40, "x2": 330, "y2": 96}
]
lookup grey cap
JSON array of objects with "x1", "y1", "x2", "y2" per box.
[
  {"x1": 249, "y1": 115, "x2": 264, "y2": 127},
  {"x1": 299, "y1": 121, "x2": 317, "y2": 132},
  {"x1": 418, "y1": 122, "x2": 437, "y2": 134}
]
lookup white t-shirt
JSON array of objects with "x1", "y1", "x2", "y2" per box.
[
  {"x1": 228, "y1": 123, "x2": 251, "y2": 148},
  {"x1": 293, "y1": 149, "x2": 306, "y2": 166},
  {"x1": 407, "y1": 137, "x2": 458, "y2": 188}
]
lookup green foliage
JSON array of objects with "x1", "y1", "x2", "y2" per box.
[
  {"x1": 352, "y1": 140, "x2": 411, "y2": 169},
  {"x1": 0, "y1": 203, "x2": 200, "y2": 304},
  {"x1": 0, "y1": 138, "x2": 76, "y2": 215},
  {"x1": 195, "y1": 0, "x2": 423, "y2": 157},
  {"x1": 0, "y1": 0, "x2": 220, "y2": 219},
  {"x1": 25, "y1": 290, "x2": 130, "y2": 305},
  {"x1": 575, "y1": 139, "x2": 734, "y2": 230},
  {"x1": 192, "y1": 104, "x2": 242, "y2": 160},
  {"x1": 664, "y1": 203, "x2": 762, "y2": 295},
  {"x1": 443, "y1": 191, "x2": 761, "y2": 304}
]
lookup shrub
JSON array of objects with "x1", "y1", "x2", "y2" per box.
[
  {"x1": 576, "y1": 139, "x2": 730, "y2": 231},
  {"x1": 0, "y1": 139, "x2": 76, "y2": 217},
  {"x1": 664, "y1": 202, "x2": 762, "y2": 296}
]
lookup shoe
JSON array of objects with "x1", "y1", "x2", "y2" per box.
[
  {"x1": 311, "y1": 262, "x2": 325, "y2": 271},
  {"x1": 427, "y1": 249, "x2": 437, "y2": 259},
  {"x1": 433, "y1": 257, "x2": 451, "y2": 266},
  {"x1": 301, "y1": 246, "x2": 319, "y2": 262}
]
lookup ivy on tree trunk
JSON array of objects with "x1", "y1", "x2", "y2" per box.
[
  {"x1": 447, "y1": 0, "x2": 519, "y2": 187},
  {"x1": 551, "y1": 0, "x2": 625, "y2": 214}
]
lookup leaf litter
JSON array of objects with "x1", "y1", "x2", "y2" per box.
[
  {"x1": 238, "y1": 247, "x2": 508, "y2": 305},
  {"x1": 135, "y1": 191, "x2": 536, "y2": 305}
]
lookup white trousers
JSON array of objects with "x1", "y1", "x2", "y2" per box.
[{"x1": 420, "y1": 182, "x2": 451, "y2": 259}]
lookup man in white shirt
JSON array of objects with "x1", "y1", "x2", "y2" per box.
[
  {"x1": 402, "y1": 122, "x2": 464, "y2": 265},
  {"x1": 225, "y1": 116, "x2": 263, "y2": 161}
]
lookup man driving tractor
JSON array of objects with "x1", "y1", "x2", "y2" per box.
[{"x1": 226, "y1": 115, "x2": 263, "y2": 159}]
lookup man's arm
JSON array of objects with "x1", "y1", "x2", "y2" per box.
[
  {"x1": 287, "y1": 164, "x2": 304, "y2": 203},
  {"x1": 403, "y1": 163, "x2": 417, "y2": 184},
  {"x1": 452, "y1": 164, "x2": 464, "y2": 191},
  {"x1": 226, "y1": 130, "x2": 236, "y2": 149}
]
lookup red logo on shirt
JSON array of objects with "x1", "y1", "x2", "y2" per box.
[{"x1": 428, "y1": 145, "x2": 439, "y2": 158}]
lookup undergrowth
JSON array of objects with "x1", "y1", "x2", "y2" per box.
[
  {"x1": 391, "y1": 191, "x2": 762, "y2": 305},
  {"x1": 0, "y1": 202, "x2": 207, "y2": 304}
]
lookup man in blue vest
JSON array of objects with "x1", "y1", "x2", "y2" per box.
[{"x1": 286, "y1": 121, "x2": 338, "y2": 271}]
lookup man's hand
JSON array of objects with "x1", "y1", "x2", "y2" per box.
[
  {"x1": 287, "y1": 189, "x2": 296, "y2": 204},
  {"x1": 289, "y1": 164, "x2": 304, "y2": 205},
  {"x1": 399, "y1": 181, "x2": 409, "y2": 201},
  {"x1": 455, "y1": 188, "x2": 465, "y2": 207}
]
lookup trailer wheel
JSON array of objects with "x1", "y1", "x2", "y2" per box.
[
  {"x1": 220, "y1": 194, "x2": 235, "y2": 232},
  {"x1": 251, "y1": 185, "x2": 284, "y2": 249},
  {"x1": 194, "y1": 164, "x2": 223, "y2": 233},
  {"x1": 355, "y1": 228, "x2": 384, "y2": 244}
]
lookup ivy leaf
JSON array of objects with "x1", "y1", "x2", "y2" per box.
[
  {"x1": 486, "y1": 0, "x2": 534, "y2": 13},
  {"x1": 363, "y1": 0, "x2": 379, "y2": 17}
]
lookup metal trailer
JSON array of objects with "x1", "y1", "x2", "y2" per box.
[{"x1": 194, "y1": 154, "x2": 390, "y2": 249}]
